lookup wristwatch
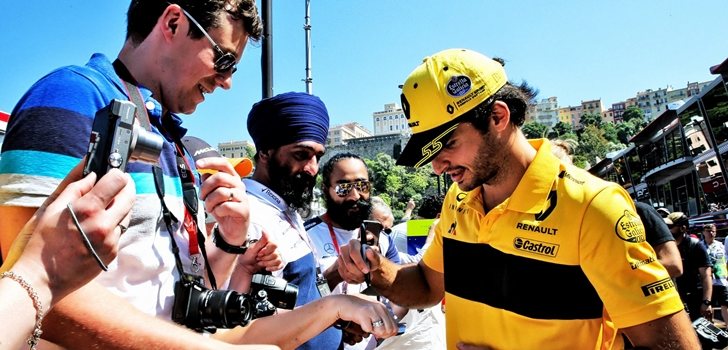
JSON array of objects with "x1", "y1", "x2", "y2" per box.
[
  {"x1": 212, "y1": 225, "x2": 248, "y2": 254},
  {"x1": 703, "y1": 299, "x2": 712, "y2": 306}
]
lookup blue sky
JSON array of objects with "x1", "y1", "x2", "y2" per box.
[{"x1": 1, "y1": 1, "x2": 726, "y2": 147}]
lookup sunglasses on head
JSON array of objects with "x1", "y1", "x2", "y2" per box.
[
  {"x1": 177, "y1": 5, "x2": 238, "y2": 74},
  {"x1": 334, "y1": 180, "x2": 371, "y2": 197}
]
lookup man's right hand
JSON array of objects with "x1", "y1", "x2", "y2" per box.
[{"x1": 337, "y1": 238, "x2": 384, "y2": 285}]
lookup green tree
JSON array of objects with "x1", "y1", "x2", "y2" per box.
[
  {"x1": 621, "y1": 106, "x2": 646, "y2": 126},
  {"x1": 579, "y1": 113, "x2": 603, "y2": 129},
  {"x1": 244, "y1": 144, "x2": 257, "y2": 159},
  {"x1": 548, "y1": 121, "x2": 573, "y2": 139},
  {"x1": 575, "y1": 125, "x2": 623, "y2": 168},
  {"x1": 364, "y1": 153, "x2": 438, "y2": 218},
  {"x1": 601, "y1": 122, "x2": 621, "y2": 145},
  {"x1": 522, "y1": 121, "x2": 549, "y2": 139}
]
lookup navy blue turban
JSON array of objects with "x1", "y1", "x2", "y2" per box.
[{"x1": 247, "y1": 92, "x2": 330, "y2": 150}]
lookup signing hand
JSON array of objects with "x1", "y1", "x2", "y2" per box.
[{"x1": 337, "y1": 239, "x2": 382, "y2": 285}]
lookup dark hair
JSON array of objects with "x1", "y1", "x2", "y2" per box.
[
  {"x1": 417, "y1": 194, "x2": 444, "y2": 219},
  {"x1": 464, "y1": 81, "x2": 538, "y2": 134},
  {"x1": 126, "y1": 0, "x2": 262, "y2": 45},
  {"x1": 321, "y1": 152, "x2": 367, "y2": 189},
  {"x1": 462, "y1": 57, "x2": 538, "y2": 133}
]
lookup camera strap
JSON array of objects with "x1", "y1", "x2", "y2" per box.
[{"x1": 112, "y1": 59, "x2": 218, "y2": 289}]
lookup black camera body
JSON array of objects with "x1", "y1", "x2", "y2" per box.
[
  {"x1": 172, "y1": 273, "x2": 298, "y2": 333},
  {"x1": 83, "y1": 99, "x2": 164, "y2": 178}
]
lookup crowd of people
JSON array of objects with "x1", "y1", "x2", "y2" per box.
[{"x1": 0, "y1": 1, "x2": 718, "y2": 349}]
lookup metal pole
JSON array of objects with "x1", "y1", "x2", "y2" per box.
[
  {"x1": 261, "y1": 0, "x2": 273, "y2": 98},
  {"x1": 303, "y1": 0, "x2": 313, "y2": 94}
]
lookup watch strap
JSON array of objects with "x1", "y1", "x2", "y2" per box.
[{"x1": 212, "y1": 225, "x2": 248, "y2": 254}]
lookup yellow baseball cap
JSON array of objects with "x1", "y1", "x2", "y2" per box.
[{"x1": 396, "y1": 48, "x2": 508, "y2": 168}]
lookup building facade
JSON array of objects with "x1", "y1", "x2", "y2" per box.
[
  {"x1": 372, "y1": 103, "x2": 408, "y2": 136},
  {"x1": 320, "y1": 133, "x2": 408, "y2": 167},
  {"x1": 527, "y1": 97, "x2": 559, "y2": 127},
  {"x1": 581, "y1": 99, "x2": 604, "y2": 119},
  {"x1": 327, "y1": 122, "x2": 372, "y2": 147},
  {"x1": 218, "y1": 140, "x2": 255, "y2": 159}
]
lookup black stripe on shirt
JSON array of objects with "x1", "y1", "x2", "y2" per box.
[{"x1": 443, "y1": 237, "x2": 603, "y2": 320}]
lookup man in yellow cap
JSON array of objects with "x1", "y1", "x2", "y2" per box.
[{"x1": 336, "y1": 48, "x2": 698, "y2": 349}]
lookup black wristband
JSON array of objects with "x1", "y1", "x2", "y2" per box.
[
  {"x1": 212, "y1": 225, "x2": 248, "y2": 254},
  {"x1": 703, "y1": 299, "x2": 712, "y2": 306}
]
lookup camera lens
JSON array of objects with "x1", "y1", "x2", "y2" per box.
[
  {"x1": 198, "y1": 289, "x2": 253, "y2": 328},
  {"x1": 129, "y1": 124, "x2": 164, "y2": 165}
]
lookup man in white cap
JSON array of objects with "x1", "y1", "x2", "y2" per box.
[{"x1": 337, "y1": 48, "x2": 698, "y2": 349}]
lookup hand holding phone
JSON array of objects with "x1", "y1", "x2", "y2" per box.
[
  {"x1": 362, "y1": 220, "x2": 383, "y2": 246},
  {"x1": 360, "y1": 221, "x2": 381, "y2": 286}
]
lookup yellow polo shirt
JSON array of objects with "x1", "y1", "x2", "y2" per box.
[{"x1": 422, "y1": 139, "x2": 683, "y2": 350}]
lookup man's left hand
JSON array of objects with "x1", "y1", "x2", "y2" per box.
[{"x1": 237, "y1": 231, "x2": 285, "y2": 273}]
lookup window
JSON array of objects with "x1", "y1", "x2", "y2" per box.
[{"x1": 702, "y1": 83, "x2": 728, "y2": 147}]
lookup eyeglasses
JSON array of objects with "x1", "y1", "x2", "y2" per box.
[
  {"x1": 178, "y1": 6, "x2": 238, "y2": 74},
  {"x1": 334, "y1": 180, "x2": 371, "y2": 197}
]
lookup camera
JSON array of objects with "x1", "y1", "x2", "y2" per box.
[
  {"x1": 83, "y1": 99, "x2": 164, "y2": 178},
  {"x1": 172, "y1": 273, "x2": 298, "y2": 333}
]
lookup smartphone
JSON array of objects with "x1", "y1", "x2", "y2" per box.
[
  {"x1": 362, "y1": 220, "x2": 383, "y2": 246},
  {"x1": 360, "y1": 221, "x2": 382, "y2": 286}
]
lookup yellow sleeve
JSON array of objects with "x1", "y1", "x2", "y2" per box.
[
  {"x1": 422, "y1": 187, "x2": 462, "y2": 273},
  {"x1": 579, "y1": 185, "x2": 683, "y2": 328}
]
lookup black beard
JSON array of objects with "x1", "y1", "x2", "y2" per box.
[
  {"x1": 324, "y1": 190, "x2": 372, "y2": 230},
  {"x1": 267, "y1": 158, "x2": 316, "y2": 212}
]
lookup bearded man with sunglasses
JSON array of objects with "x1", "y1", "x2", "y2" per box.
[
  {"x1": 0, "y1": 1, "x2": 320, "y2": 349},
  {"x1": 305, "y1": 153, "x2": 402, "y2": 349}
]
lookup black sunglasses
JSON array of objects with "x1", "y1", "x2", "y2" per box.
[{"x1": 178, "y1": 6, "x2": 238, "y2": 74}]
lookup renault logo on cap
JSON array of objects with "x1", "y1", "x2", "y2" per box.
[{"x1": 446, "y1": 76, "x2": 471, "y2": 97}]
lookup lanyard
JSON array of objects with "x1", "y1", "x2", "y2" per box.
[
  {"x1": 321, "y1": 213, "x2": 341, "y2": 255},
  {"x1": 322, "y1": 213, "x2": 355, "y2": 294},
  {"x1": 174, "y1": 143, "x2": 200, "y2": 257}
]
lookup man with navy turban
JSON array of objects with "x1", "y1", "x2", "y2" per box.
[
  {"x1": 246, "y1": 91, "x2": 329, "y2": 212},
  {"x1": 231, "y1": 91, "x2": 342, "y2": 349}
]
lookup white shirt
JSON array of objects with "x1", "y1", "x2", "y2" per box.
[{"x1": 243, "y1": 179, "x2": 313, "y2": 277}]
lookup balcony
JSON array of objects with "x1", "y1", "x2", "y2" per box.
[{"x1": 643, "y1": 156, "x2": 694, "y2": 185}]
